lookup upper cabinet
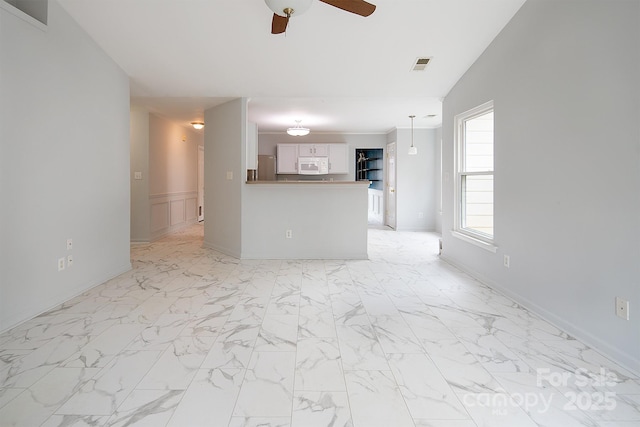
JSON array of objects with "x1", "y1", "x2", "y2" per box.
[
  {"x1": 276, "y1": 144, "x2": 299, "y2": 174},
  {"x1": 328, "y1": 144, "x2": 349, "y2": 174},
  {"x1": 276, "y1": 143, "x2": 349, "y2": 175},
  {"x1": 298, "y1": 144, "x2": 329, "y2": 157}
]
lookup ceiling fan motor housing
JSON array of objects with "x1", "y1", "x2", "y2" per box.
[{"x1": 265, "y1": 0, "x2": 314, "y2": 17}]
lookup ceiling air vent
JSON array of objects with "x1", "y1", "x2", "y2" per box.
[{"x1": 411, "y1": 57, "x2": 431, "y2": 72}]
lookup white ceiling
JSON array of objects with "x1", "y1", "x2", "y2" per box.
[{"x1": 57, "y1": 0, "x2": 526, "y2": 133}]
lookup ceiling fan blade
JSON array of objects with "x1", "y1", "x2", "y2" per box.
[
  {"x1": 271, "y1": 13, "x2": 289, "y2": 34},
  {"x1": 319, "y1": 0, "x2": 376, "y2": 17}
]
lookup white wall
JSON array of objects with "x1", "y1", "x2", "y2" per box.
[
  {"x1": 0, "y1": 0, "x2": 131, "y2": 331},
  {"x1": 441, "y1": 0, "x2": 640, "y2": 372},
  {"x1": 130, "y1": 107, "x2": 150, "y2": 242},
  {"x1": 203, "y1": 98, "x2": 246, "y2": 257}
]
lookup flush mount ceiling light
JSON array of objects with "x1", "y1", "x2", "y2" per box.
[
  {"x1": 408, "y1": 115, "x2": 418, "y2": 155},
  {"x1": 287, "y1": 120, "x2": 310, "y2": 136},
  {"x1": 190, "y1": 122, "x2": 204, "y2": 130}
]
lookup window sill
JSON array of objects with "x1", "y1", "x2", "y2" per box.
[{"x1": 451, "y1": 230, "x2": 498, "y2": 253}]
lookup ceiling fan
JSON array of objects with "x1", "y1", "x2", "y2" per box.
[{"x1": 264, "y1": 0, "x2": 376, "y2": 34}]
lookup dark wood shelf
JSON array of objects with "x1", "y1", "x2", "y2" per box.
[{"x1": 356, "y1": 148, "x2": 383, "y2": 190}]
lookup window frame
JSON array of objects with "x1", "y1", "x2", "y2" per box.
[{"x1": 452, "y1": 100, "x2": 497, "y2": 252}]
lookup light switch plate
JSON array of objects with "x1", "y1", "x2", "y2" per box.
[
  {"x1": 226, "y1": 171, "x2": 233, "y2": 180},
  {"x1": 134, "y1": 172, "x2": 142, "y2": 180}
]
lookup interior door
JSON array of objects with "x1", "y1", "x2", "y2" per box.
[
  {"x1": 197, "y1": 145, "x2": 204, "y2": 222},
  {"x1": 385, "y1": 142, "x2": 397, "y2": 229}
]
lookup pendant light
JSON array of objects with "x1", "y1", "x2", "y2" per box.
[
  {"x1": 408, "y1": 115, "x2": 417, "y2": 155},
  {"x1": 287, "y1": 120, "x2": 310, "y2": 136}
]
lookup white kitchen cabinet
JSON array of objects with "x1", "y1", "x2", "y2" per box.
[
  {"x1": 298, "y1": 144, "x2": 329, "y2": 157},
  {"x1": 277, "y1": 144, "x2": 299, "y2": 174},
  {"x1": 328, "y1": 144, "x2": 349, "y2": 174}
]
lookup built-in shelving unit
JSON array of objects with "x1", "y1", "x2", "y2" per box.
[{"x1": 355, "y1": 148, "x2": 383, "y2": 190}]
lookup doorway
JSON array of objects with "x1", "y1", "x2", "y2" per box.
[
  {"x1": 197, "y1": 145, "x2": 204, "y2": 222},
  {"x1": 356, "y1": 148, "x2": 384, "y2": 225},
  {"x1": 385, "y1": 142, "x2": 396, "y2": 229}
]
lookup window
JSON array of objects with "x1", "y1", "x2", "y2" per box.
[{"x1": 454, "y1": 101, "x2": 495, "y2": 249}]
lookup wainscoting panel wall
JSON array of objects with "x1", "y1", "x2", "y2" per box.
[{"x1": 150, "y1": 192, "x2": 198, "y2": 240}]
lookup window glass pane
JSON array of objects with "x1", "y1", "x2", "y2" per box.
[
  {"x1": 464, "y1": 111, "x2": 493, "y2": 172},
  {"x1": 462, "y1": 174, "x2": 493, "y2": 237}
]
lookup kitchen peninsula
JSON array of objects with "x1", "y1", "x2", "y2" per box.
[{"x1": 242, "y1": 179, "x2": 369, "y2": 259}]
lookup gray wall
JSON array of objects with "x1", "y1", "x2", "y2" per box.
[
  {"x1": 242, "y1": 184, "x2": 368, "y2": 259},
  {"x1": 130, "y1": 107, "x2": 150, "y2": 242},
  {"x1": 0, "y1": 1, "x2": 131, "y2": 331},
  {"x1": 203, "y1": 99, "x2": 246, "y2": 257},
  {"x1": 435, "y1": 126, "x2": 443, "y2": 233},
  {"x1": 386, "y1": 128, "x2": 438, "y2": 232},
  {"x1": 395, "y1": 128, "x2": 438, "y2": 232},
  {"x1": 441, "y1": 0, "x2": 640, "y2": 372}
]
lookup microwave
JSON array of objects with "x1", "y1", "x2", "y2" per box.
[{"x1": 298, "y1": 157, "x2": 329, "y2": 175}]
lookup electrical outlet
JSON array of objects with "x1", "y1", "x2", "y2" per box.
[
  {"x1": 67, "y1": 238, "x2": 73, "y2": 250},
  {"x1": 418, "y1": 212, "x2": 424, "y2": 218},
  {"x1": 503, "y1": 255, "x2": 510, "y2": 268},
  {"x1": 285, "y1": 230, "x2": 292, "y2": 239},
  {"x1": 58, "y1": 257, "x2": 65, "y2": 271},
  {"x1": 616, "y1": 297, "x2": 629, "y2": 320},
  {"x1": 226, "y1": 171, "x2": 233, "y2": 180},
  {"x1": 67, "y1": 255, "x2": 74, "y2": 267}
]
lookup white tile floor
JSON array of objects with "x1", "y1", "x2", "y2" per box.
[{"x1": 1, "y1": 223, "x2": 639, "y2": 427}]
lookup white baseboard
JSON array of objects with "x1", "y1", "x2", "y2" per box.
[
  {"x1": 0, "y1": 262, "x2": 132, "y2": 334},
  {"x1": 440, "y1": 255, "x2": 640, "y2": 377}
]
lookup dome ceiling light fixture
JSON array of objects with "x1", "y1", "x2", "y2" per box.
[
  {"x1": 287, "y1": 120, "x2": 310, "y2": 136},
  {"x1": 190, "y1": 122, "x2": 204, "y2": 130}
]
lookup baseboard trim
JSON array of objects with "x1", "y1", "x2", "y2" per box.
[
  {"x1": 0, "y1": 262, "x2": 132, "y2": 334},
  {"x1": 440, "y1": 255, "x2": 640, "y2": 377},
  {"x1": 203, "y1": 240, "x2": 241, "y2": 259}
]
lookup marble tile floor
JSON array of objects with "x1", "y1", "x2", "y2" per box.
[{"x1": 1, "y1": 223, "x2": 639, "y2": 427}]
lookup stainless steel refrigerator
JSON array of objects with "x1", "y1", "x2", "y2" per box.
[{"x1": 257, "y1": 155, "x2": 277, "y2": 181}]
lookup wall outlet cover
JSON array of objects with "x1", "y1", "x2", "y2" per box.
[{"x1": 615, "y1": 297, "x2": 630, "y2": 320}]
